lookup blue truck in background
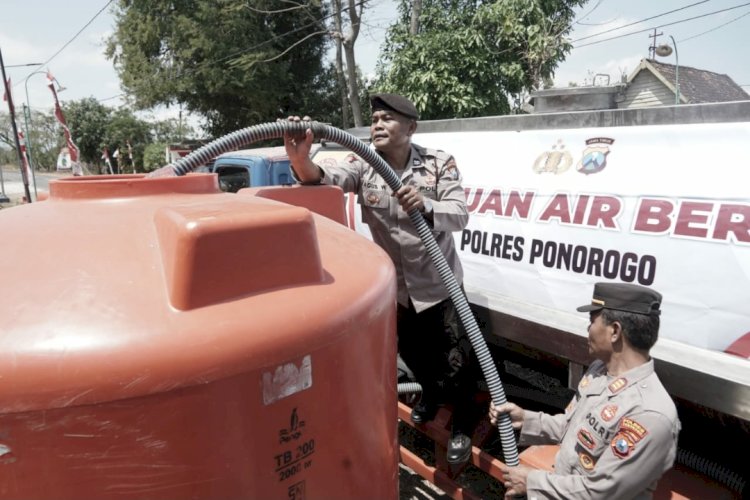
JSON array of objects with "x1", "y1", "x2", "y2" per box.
[{"x1": 212, "y1": 146, "x2": 298, "y2": 192}]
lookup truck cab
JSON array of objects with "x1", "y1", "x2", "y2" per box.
[{"x1": 212, "y1": 145, "x2": 320, "y2": 192}]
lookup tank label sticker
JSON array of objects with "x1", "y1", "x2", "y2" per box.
[
  {"x1": 263, "y1": 355, "x2": 313, "y2": 405},
  {"x1": 274, "y1": 408, "x2": 316, "y2": 485},
  {"x1": 279, "y1": 408, "x2": 305, "y2": 444}
]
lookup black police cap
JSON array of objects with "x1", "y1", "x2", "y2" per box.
[
  {"x1": 370, "y1": 93, "x2": 419, "y2": 120},
  {"x1": 577, "y1": 282, "x2": 662, "y2": 316}
]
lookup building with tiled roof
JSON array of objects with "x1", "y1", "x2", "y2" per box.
[
  {"x1": 529, "y1": 58, "x2": 748, "y2": 113},
  {"x1": 620, "y1": 58, "x2": 749, "y2": 108}
]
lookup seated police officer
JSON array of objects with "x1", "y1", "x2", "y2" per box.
[{"x1": 490, "y1": 282, "x2": 680, "y2": 499}]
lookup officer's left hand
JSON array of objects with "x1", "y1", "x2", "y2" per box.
[
  {"x1": 499, "y1": 463, "x2": 531, "y2": 499},
  {"x1": 394, "y1": 184, "x2": 424, "y2": 213}
]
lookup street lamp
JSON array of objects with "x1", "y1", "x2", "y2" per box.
[
  {"x1": 656, "y1": 36, "x2": 680, "y2": 105},
  {"x1": 23, "y1": 70, "x2": 65, "y2": 195}
]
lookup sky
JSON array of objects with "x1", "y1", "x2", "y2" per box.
[{"x1": 2, "y1": 0, "x2": 749, "y2": 131}]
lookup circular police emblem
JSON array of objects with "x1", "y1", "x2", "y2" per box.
[
  {"x1": 610, "y1": 432, "x2": 634, "y2": 458},
  {"x1": 577, "y1": 137, "x2": 615, "y2": 175}
]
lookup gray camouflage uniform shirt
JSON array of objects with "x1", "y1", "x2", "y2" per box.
[
  {"x1": 520, "y1": 359, "x2": 680, "y2": 499},
  {"x1": 313, "y1": 143, "x2": 469, "y2": 312}
]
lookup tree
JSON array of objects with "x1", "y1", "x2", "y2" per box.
[
  {"x1": 0, "y1": 110, "x2": 58, "y2": 170},
  {"x1": 143, "y1": 142, "x2": 168, "y2": 172},
  {"x1": 151, "y1": 117, "x2": 195, "y2": 143},
  {"x1": 63, "y1": 98, "x2": 111, "y2": 165},
  {"x1": 374, "y1": 0, "x2": 587, "y2": 119},
  {"x1": 330, "y1": 0, "x2": 365, "y2": 126},
  {"x1": 22, "y1": 109, "x2": 60, "y2": 171},
  {"x1": 107, "y1": 0, "x2": 334, "y2": 137},
  {"x1": 104, "y1": 108, "x2": 152, "y2": 173}
]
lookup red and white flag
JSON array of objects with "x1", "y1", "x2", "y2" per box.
[
  {"x1": 127, "y1": 140, "x2": 135, "y2": 173},
  {"x1": 17, "y1": 130, "x2": 33, "y2": 182},
  {"x1": 102, "y1": 146, "x2": 113, "y2": 174},
  {"x1": 47, "y1": 71, "x2": 79, "y2": 162},
  {"x1": 2, "y1": 77, "x2": 14, "y2": 115}
]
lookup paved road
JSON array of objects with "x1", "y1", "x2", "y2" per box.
[{"x1": 0, "y1": 166, "x2": 66, "y2": 203}]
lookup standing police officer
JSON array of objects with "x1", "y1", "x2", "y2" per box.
[
  {"x1": 490, "y1": 282, "x2": 681, "y2": 499},
  {"x1": 284, "y1": 93, "x2": 476, "y2": 465}
]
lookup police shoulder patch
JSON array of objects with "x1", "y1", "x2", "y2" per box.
[
  {"x1": 600, "y1": 405, "x2": 618, "y2": 422},
  {"x1": 608, "y1": 377, "x2": 627, "y2": 394},
  {"x1": 618, "y1": 417, "x2": 648, "y2": 443},
  {"x1": 610, "y1": 432, "x2": 634, "y2": 458},
  {"x1": 579, "y1": 452, "x2": 595, "y2": 470},
  {"x1": 577, "y1": 428, "x2": 596, "y2": 450}
]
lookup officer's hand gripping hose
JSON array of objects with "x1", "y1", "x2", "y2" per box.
[{"x1": 148, "y1": 120, "x2": 521, "y2": 466}]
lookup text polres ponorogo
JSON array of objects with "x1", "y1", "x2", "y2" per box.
[{"x1": 459, "y1": 231, "x2": 657, "y2": 285}]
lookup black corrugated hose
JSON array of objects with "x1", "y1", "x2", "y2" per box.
[{"x1": 148, "y1": 120, "x2": 521, "y2": 466}]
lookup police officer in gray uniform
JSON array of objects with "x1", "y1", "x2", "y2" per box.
[
  {"x1": 284, "y1": 93, "x2": 476, "y2": 464},
  {"x1": 490, "y1": 282, "x2": 680, "y2": 499}
]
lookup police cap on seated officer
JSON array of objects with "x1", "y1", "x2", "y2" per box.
[
  {"x1": 490, "y1": 282, "x2": 680, "y2": 499},
  {"x1": 283, "y1": 93, "x2": 479, "y2": 465}
]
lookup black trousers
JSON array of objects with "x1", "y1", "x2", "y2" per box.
[{"x1": 397, "y1": 295, "x2": 478, "y2": 434}]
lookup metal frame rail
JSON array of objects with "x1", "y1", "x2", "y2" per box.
[{"x1": 397, "y1": 401, "x2": 508, "y2": 499}]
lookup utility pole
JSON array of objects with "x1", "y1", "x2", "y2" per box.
[
  {"x1": 22, "y1": 104, "x2": 38, "y2": 196},
  {"x1": 648, "y1": 29, "x2": 664, "y2": 59},
  {"x1": 0, "y1": 46, "x2": 33, "y2": 203}
]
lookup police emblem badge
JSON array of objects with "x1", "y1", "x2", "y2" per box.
[
  {"x1": 577, "y1": 137, "x2": 614, "y2": 175},
  {"x1": 577, "y1": 429, "x2": 597, "y2": 450},
  {"x1": 611, "y1": 432, "x2": 634, "y2": 458},
  {"x1": 610, "y1": 417, "x2": 648, "y2": 459},
  {"x1": 600, "y1": 405, "x2": 618, "y2": 422},
  {"x1": 579, "y1": 452, "x2": 595, "y2": 470},
  {"x1": 533, "y1": 139, "x2": 572, "y2": 174}
]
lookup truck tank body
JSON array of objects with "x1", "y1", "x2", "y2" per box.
[
  {"x1": 0, "y1": 174, "x2": 398, "y2": 499},
  {"x1": 325, "y1": 101, "x2": 750, "y2": 423}
]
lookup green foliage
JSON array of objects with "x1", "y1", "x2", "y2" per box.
[
  {"x1": 63, "y1": 98, "x2": 112, "y2": 164},
  {"x1": 24, "y1": 110, "x2": 61, "y2": 171},
  {"x1": 143, "y1": 142, "x2": 168, "y2": 172},
  {"x1": 374, "y1": 0, "x2": 587, "y2": 119},
  {"x1": 1, "y1": 110, "x2": 61, "y2": 171},
  {"x1": 104, "y1": 108, "x2": 152, "y2": 172},
  {"x1": 151, "y1": 118, "x2": 194, "y2": 143},
  {"x1": 107, "y1": 0, "x2": 336, "y2": 136}
]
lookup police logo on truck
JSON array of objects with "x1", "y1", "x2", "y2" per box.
[{"x1": 577, "y1": 137, "x2": 614, "y2": 175}]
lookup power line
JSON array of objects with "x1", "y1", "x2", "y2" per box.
[
  {"x1": 17, "y1": 0, "x2": 115, "y2": 85},
  {"x1": 572, "y1": 0, "x2": 710, "y2": 43},
  {"x1": 33, "y1": 0, "x2": 373, "y2": 106},
  {"x1": 573, "y1": 1, "x2": 750, "y2": 48},
  {"x1": 575, "y1": 0, "x2": 607, "y2": 26},
  {"x1": 678, "y1": 8, "x2": 750, "y2": 42}
]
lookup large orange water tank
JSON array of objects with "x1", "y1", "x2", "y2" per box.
[{"x1": 0, "y1": 174, "x2": 398, "y2": 499}]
